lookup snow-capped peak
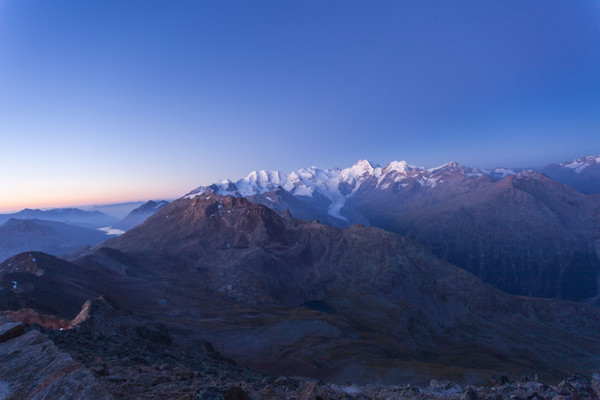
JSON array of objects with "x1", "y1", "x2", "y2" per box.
[
  {"x1": 428, "y1": 161, "x2": 484, "y2": 177},
  {"x1": 429, "y1": 161, "x2": 463, "y2": 172},
  {"x1": 343, "y1": 159, "x2": 379, "y2": 176},
  {"x1": 383, "y1": 160, "x2": 417, "y2": 174},
  {"x1": 340, "y1": 160, "x2": 380, "y2": 180}
]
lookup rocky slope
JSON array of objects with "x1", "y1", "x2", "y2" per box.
[
  {"x1": 347, "y1": 169, "x2": 600, "y2": 302},
  {"x1": 0, "y1": 316, "x2": 111, "y2": 400}
]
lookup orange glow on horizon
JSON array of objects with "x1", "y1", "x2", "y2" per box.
[{"x1": 0, "y1": 188, "x2": 184, "y2": 213}]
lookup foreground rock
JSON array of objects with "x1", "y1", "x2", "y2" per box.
[
  {"x1": 0, "y1": 316, "x2": 111, "y2": 400},
  {"x1": 2, "y1": 312, "x2": 600, "y2": 400}
]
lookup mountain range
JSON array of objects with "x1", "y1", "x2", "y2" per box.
[{"x1": 186, "y1": 155, "x2": 600, "y2": 303}]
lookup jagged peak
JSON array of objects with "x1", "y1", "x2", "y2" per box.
[
  {"x1": 429, "y1": 161, "x2": 462, "y2": 171},
  {"x1": 340, "y1": 160, "x2": 381, "y2": 181},
  {"x1": 428, "y1": 161, "x2": 483, "y2": 175}
]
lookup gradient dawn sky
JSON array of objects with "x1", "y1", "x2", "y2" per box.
[{"x1": 1, "y1": 1, "x2": 600, "y2": 212}]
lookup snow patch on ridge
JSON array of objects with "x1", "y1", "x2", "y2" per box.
[{"x1": 559, "y1": 155, "x2": 600, "y2": 174}]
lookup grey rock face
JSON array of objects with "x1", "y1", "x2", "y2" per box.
[{"x1": 0, "y1": 320, "x2": 24, "y2": 342}]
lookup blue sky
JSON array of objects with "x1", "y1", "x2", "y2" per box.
[{"x1": 1, "y1": 1, "x2": 599, "y2": 211}]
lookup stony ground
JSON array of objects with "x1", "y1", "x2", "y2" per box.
[{"x1": 2, "y1": 315, "x2": 599, "y2": 400}]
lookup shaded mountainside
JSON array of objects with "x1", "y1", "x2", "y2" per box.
[
  {"x1": 192, "y1": 161, "x2": 600, "y2": 302},
  {"x1": 113, "y1": 200, "x2": 170, "y2": 231},
  {"x1": 347, "y1": 170, "x2": 600, "y2": 302},
  {"x1": 3, "y1": 195, "x2": 600, "y2": 386},
  {"x1": 0, "y1": 218, "x2": 114, "y2": 262}
]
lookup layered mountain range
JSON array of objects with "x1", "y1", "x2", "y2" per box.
[
  {"x1": 0, "y1": 219, "x2": 115, "y2": 262},
  {"x1": 0, "y1": 200, "x2": 170, "y2": 263},
  {"x1": 186, "y1": 156, "x2": 600, "y2": 303},
  {"x1": 1, "y1": 155, "x2": 600, "y2": 396},
  {"x1": 0, "y1": 208, "x2": 119, "y2": 229}
]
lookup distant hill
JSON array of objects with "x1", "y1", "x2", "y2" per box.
[
  {"x1": 84, "y1": 201, "x2": 146, "y2": 220},
  {"x1": 113, "y1": 200, "x2": 170, "y2": 231},
  {"x1": 0, "y1": 218, "x2": 114, "y2": 262},
  {"x1": 0, "y1": 208, "x2": 118, "y2": 229}
]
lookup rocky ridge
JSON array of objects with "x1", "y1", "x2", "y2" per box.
[{"x1": 0, "y1": 316, "x2": 111, "y2": 400}]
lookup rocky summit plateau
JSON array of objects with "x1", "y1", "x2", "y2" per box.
[{"x1": 1, "y1": 155, "x2": 600, "y2": 399}]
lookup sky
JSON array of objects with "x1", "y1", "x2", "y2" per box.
[{"x1": 1, "y1": 0, "x2": 600, "y2": 212}]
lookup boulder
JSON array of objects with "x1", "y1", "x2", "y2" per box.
[{"x1": 0, "y1": 320, "x2": 24, "y2": 342}]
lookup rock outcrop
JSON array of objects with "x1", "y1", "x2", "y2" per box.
[{"x1": 0, "y1": 316, "x2": 111, "y2": 400}]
